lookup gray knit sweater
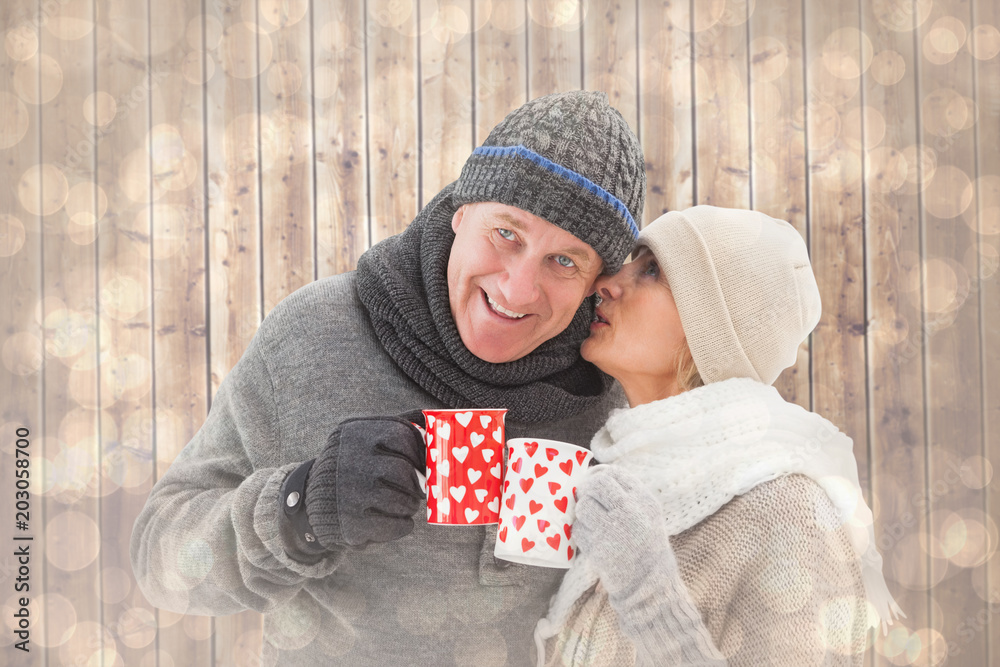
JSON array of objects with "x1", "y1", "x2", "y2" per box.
[{"x1": 130, "y1": 271, "x2": 625, "y2": 666}]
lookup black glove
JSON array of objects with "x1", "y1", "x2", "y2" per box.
[{"x1": 302, "y1": 416, "x2": 426, "y2": 548}]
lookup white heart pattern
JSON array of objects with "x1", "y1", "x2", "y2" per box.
[
  {"x1": 429, "y1": 448, "x2": 439, "y2": 462},
  {"x1": 481, "y1": 448, "x2": 494, "y2": 463},
  {"x1": 492, "y1": 426, "x2": 502, "y2": 442},
  {"x1": 450, "y1": 485, "x2": 467, "y2": 502},
  {"x1": 465, "y1": 508, "x2": 479, "y2": 522},
  {"x1": 480, "y1": 415, "x2": 492, "y2": 428},
  {"x1": 426, "y1": 434, "x2": 434, "y2": 447},
  {"x1": 487, "y1": 498, "x2": 500, "y2": 513},
  {"x1": 475, "y1": 488, "x2": 488, "y2": 502},
  {"x1": 490, "y1": 463, "x2": 502, "y2": 478},
  {"x1": 439, "y1": 422, "x2": 451, "y2": 441},
  {"x1": 470, "y1": 432, "x2": 485, "y2": 448},
  {"x1": 427, "y1": 415, "x2": 435, "y2": 426},
  {"x1": 427, "y1": 507, "x2": 432, "y2": 520},
  {"x1": 468, "y1": 469, "x2": 482, "y2": 484},
  {"x1": 437, "y1": 498, "x2": 449, "y2": 515},
  {"x1": 453, "y1": 446, "x2": 469, "y2": 463},
  {"x1": 438, "y1": 460, "x2": 450, "y2": 478},
  {"x1": 456, "y1": 412, "x2": 473, "y2": 427}
]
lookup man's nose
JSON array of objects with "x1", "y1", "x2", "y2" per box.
[{"x1": 497, "y1": 255, "x2": 541, "y2": 306}]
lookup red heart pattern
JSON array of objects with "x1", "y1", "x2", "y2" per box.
[
  {"x1": 423, "y1": 408, "x2": 506, "y2": 525},
  {"x1": 493, "y1": 438, "x2": 594, "y2": 567}
]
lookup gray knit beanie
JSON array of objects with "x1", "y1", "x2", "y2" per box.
[
  {"x1": 454, "y1": 90, "x2": 645, "y2": 274},
  {"x1": 638, "y1": 206, "x2": 822, "y2": 386}
]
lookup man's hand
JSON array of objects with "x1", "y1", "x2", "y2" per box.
[{"x1": 305, "y1": 416, "x2": 426, "y2": 548}]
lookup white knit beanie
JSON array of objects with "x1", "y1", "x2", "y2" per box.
[{"x1": 637, "y1": 205, "x2": 822, "y2": 386}]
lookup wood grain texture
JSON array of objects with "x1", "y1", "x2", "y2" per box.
[
  {"x1": 917, "y1": 0, "x2": 988, "y2": 662},
  {"x1": 584, "y1": 0, "x2": 637, "y2": 130},
  {"x1": 34, "y1": 0, "x2": 102, "y2": 665},
  {"x1": 861, "y1": 1, "x2": 932, "y2": 664},
  {"x1": 804, "y1": 5, "x2": 871, "y2": 499},
  {"x1": 367, "y1": 0, "x2": 419, "y2": 243},
  {"x1": 692, "y1": 0, "x2": 751, "y2": 208},
  {"x1": 314, "y1": 0, "x2": 369, "y2": 276},
  {"x1": 527, "y1": 0, "x2": 582, "y2": 98},
  {"x1": 96, "y1": 0, "x2": 156, "y2": 664},
  {"x1": 1, "y1": 1, "x2": 42, "y2": 665},
  {"x1": 473, "y1": 1, "x2": 526, "y2": 145},
  {"x1": 638, "y1": 0, "x2": 694, "y2": 221},
  {"x1": 749, "y1": 0, "x2": 810, "y2": 409},
  {"x1": 973, "y1": 0, "x2": 1000, "y2": 658},
  {"x1": 205, "y1": 0, "x2": 266, "y2": 662},
  {"x1": 420, "y1": 1, "x2": 473, "y2": 205},
  {"x1": 149, "y1": 0, "x2": 212, "y2": 662},
  {"x1": 259, "y1": 0, "x2": 315, "y2": 314}
]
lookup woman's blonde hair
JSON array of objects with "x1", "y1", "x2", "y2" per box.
[{"x1": 675, "y1": 344, "x2": 704, "y2": 393}]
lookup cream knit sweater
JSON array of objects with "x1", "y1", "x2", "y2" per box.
[
  {"x1": 542, "y1": 474, "x2": 870, "y2": 666},
  {"x1": 536, "y1": 377, "x2": 898, "y2": 666}
]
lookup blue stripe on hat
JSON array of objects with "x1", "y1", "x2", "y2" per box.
[{"x1": 472, "y1": 144, "x2": 639, "y2": 240}]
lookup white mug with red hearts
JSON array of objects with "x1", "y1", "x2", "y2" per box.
[{"x1": 494, "y1": 438, "x2": 593, "y2": 568}]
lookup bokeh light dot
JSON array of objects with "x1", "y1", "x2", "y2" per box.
[
  {"x1": 259, "y1": 0, "x2": 309, "y2": 29},
  {"x1": 924, "y1": 165, "x2": 973, "y2": 219},
  {"x1": 35, "y1": 594, "x2": 77, "y2": 647},
  {"x1": 970, "y1": 24, "x2": 1000, "y2": 60},
  {"x1": 822, "y1": 27, "x2": 874, "y2": 79},
  {"x1": 83, "y1": 91, "x2": 117, "y2": 127},
  {"x1": 0, "y1": 91, "x2": 31, "y2": 149},
  {"x1": 118, "y1": 607, "x2": 157, "y2": 649},
  {"x1": 2, "y1": 331, "x2": 43, "y2": 376},
  {"x1": 99, "y1": 566, "x2": 133, "y2": 604},
  {"x1": 312, "y1": 65, "x2": 337, "y2": 99},
  {"x1": 13, "y1": 54, "x2": 63, "y2": 105},
  {"x1": 5, "y1": 26, "x2": 38, "y2": 60},
  {"x1": 873, "y1": 0, "x2": 933, "y2": 33},
  {"x1": 46, "y1": 0, "x2": 95, "y2": 41},
  {"x1": 46, "y1": 511, "x2": 101, "y2": 570},
  {"x1": 489, "y1": 0, "x2": 526, "y2": 32},
  {"x1": 923, "y1": 31, "x2": 958, "y2": 66},
  {"x1": 929, "y1": 16, "x2": 967, "y2": 54},
  {"x1": 0, "y1": 214, "x2": 27, "y2": 257},
  {"x1": 528, "y1": 0, "x2": 580, "y2": 29},
  {"x1": 183, "y1": 614, "x2": 215, "y2": 641},
  {"x1": 18, "y1": 163, "x2": 69, "y2": 216},
  {"x1": 65, "y1": 181, "x2": 108, "y2": 226},
  {"x1": 871, "y1": 49, "x2": 906, "y2": 85}
]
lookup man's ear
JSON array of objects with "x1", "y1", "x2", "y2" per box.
[{"x1": 451, "y1": 204, "x2": 466, "y2": 233}]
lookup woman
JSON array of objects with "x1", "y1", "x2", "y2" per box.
[{"x1": 533, "y1": 206, "x2": 903, "y2": 666}]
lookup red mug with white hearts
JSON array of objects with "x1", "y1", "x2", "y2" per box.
[
  {"x1": 422, "y1": 408, "x2": 506, "y2": 525},
  {"x1": 494, "y1": 438, "x2": 593, "y2": 568}
]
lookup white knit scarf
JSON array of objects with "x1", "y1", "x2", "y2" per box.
[{"x1": 534, "y1": 377, "x2": 904, "y2": 660}]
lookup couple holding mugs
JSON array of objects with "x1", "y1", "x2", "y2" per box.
[{"x1": 132, "y1": 91, "x2": 901, "y2": 666}]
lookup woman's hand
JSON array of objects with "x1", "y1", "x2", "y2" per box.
[
  {"x1": 574, "y1": 464, "x2": 727, "y2": 666},
  {"x1": 574, "y1": 464, "x2": 675, "y2": 594}
]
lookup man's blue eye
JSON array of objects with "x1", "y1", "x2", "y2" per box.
[
  {"x1": 556, "y1": 255, "x2": 575, "y2": 268},
  {"x1": 644, "y1": 260, "x2": 658, "y2": 276},
  {"x1": 498, "y1": 228, "x2": 515, "y2": 240}
]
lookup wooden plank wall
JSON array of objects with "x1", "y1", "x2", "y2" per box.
[{"x1": 0, "y1": 1, "x2": 998, "y2": 666}]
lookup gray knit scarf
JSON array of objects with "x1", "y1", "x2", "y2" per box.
[{"x1": 355, "y1": 182, "x2": 611, "y2": 424}]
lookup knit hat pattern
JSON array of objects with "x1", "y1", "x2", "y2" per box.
[
  {"x1": 454, "y1": 90, "x2": 645, "y2": 274},
  {"x1": 638, "y1": 206, "x2": 822, "y2": 386}
]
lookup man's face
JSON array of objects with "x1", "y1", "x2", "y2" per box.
[{"x1": 447, "y1": 202, "x2": 604, "y2": 363}]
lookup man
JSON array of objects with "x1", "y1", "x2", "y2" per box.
[{"x1": 131, "y1": 90, "x2": 645, "y2": 666}]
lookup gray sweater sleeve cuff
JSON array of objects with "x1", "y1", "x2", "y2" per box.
[{"x1": 246, "y1": 463, "x2": 344, "y2": 578}]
